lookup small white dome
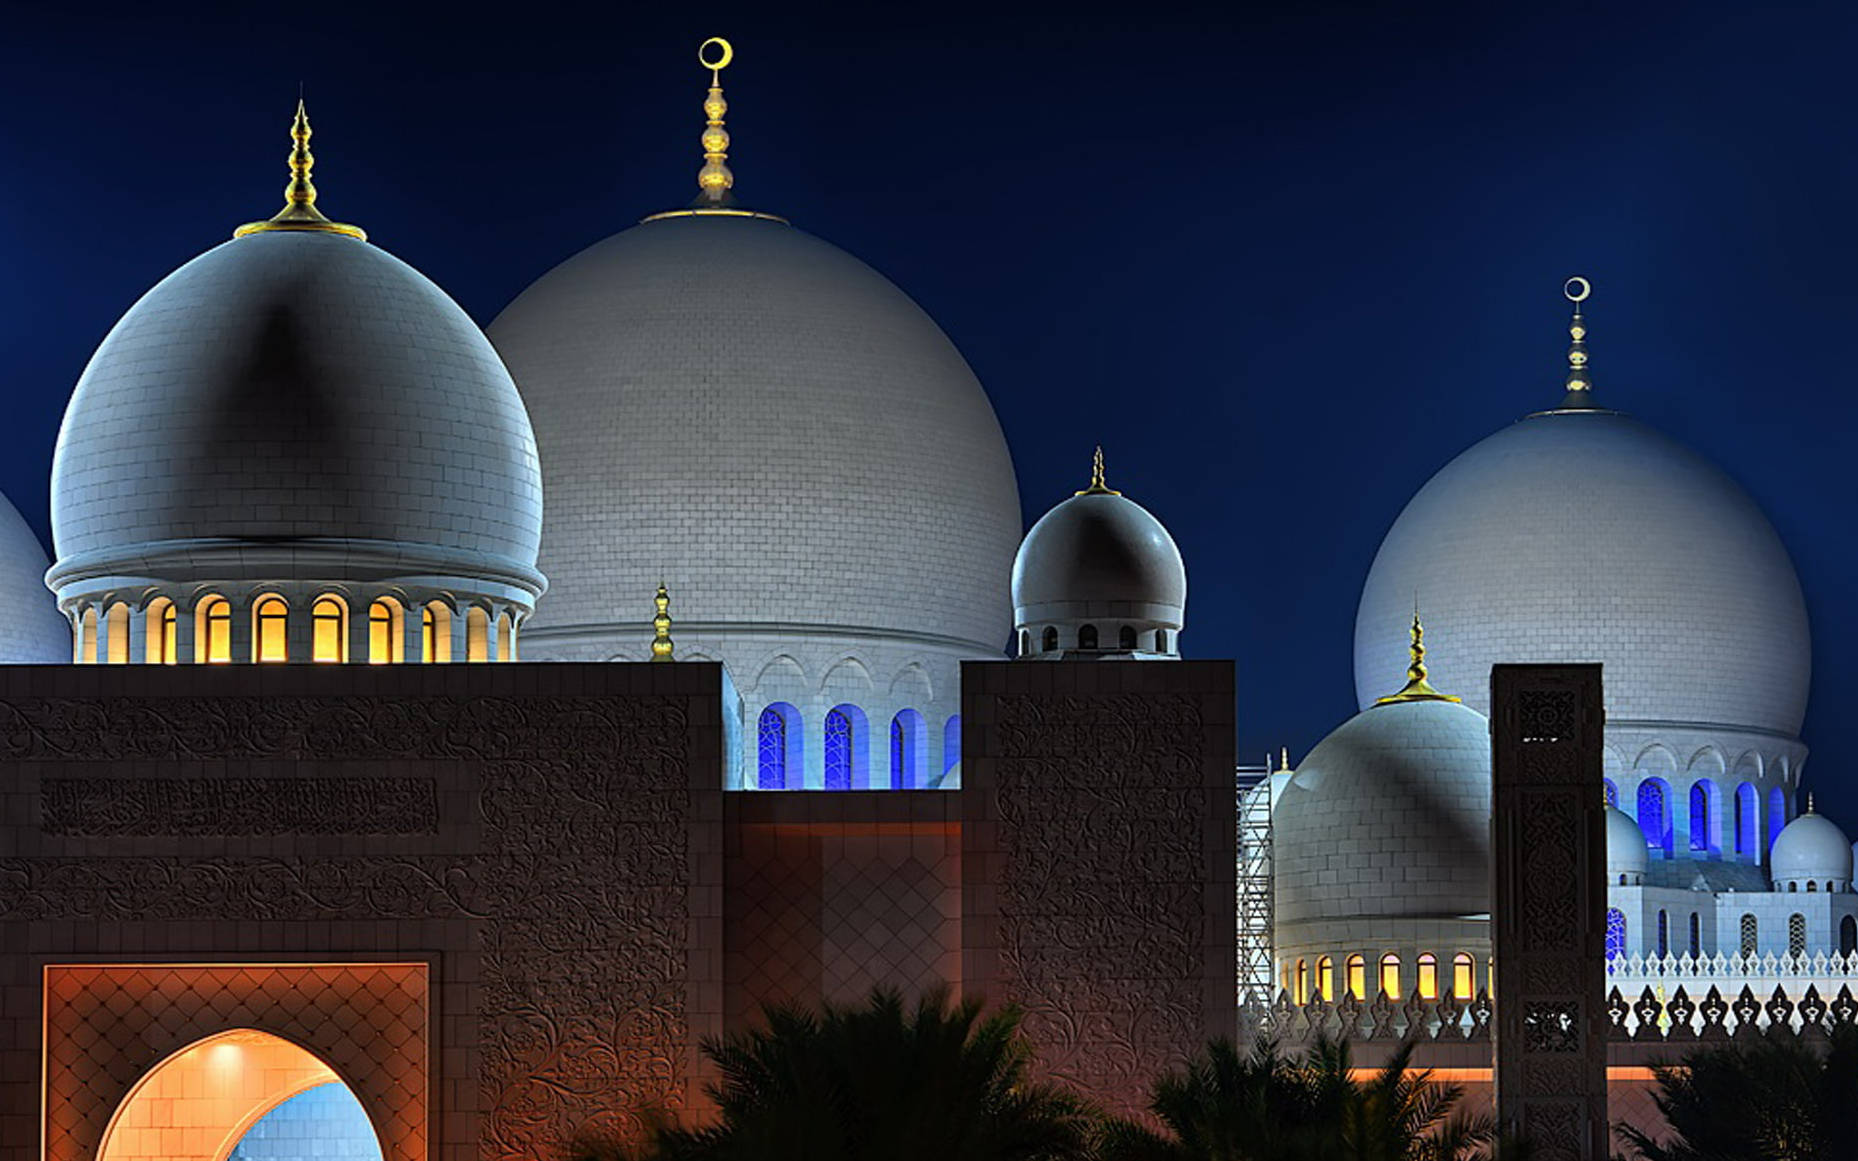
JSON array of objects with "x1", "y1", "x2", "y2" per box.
[
  {"x1": 1770, "y1": 804, "x2": 1852, "y2": 890},
  {"x1": 1605, "y1": 805, "x2": 1648, "y2": 883}
]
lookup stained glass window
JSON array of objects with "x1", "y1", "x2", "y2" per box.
[
  {"x1": 1689, "y1": 783, "x2": 1710, "y2": 851},
  {"x1": 824, "y1": 708, "x2": 852, "y2": 790},
  {"x1": 890, "y1": 710, "x2": 924, "y2": 789},
  {"x1": 1638, "y1": 780, "x2": 1670, "y2": 856},
  {"x1": 1605, "y1": 909, "x2": 1626, "y2": 961},
  {"x1": 757, "y1": 707, "x2": 787, "y2": 790}
]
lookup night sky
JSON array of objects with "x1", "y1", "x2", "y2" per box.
[{"x1": 2, "y1": 3, "x2": 1854, "y2": 819}]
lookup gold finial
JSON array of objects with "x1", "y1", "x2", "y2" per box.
[
  {"x1": 1375, "y1": 610, "x2": 1461, "y2": 704},
  {"x1": 1558, "y1": 276, "x2": 1595, "y2": 406},
  {"x1": 1075, "y1": 445, "x2": 1123, "y2": 496},
  {"x1": 235, "y1": 100, "x2": 367, "y2": 241},
  {"x1": 1276, "y1": 746, "x2": 1291, "y2": 773},
  {"x1": 696, "y1": 37, "x2": 735, "y2": 206},
  {"x1": 1807, "y1": 792, "x2": 1816, "y2": 814},
  {"x1": 651, "y1": 582, "x2": 675, "y2": 662}
]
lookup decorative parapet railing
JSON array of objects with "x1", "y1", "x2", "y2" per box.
[{"x1": 1248, "y1": 958, "x2": 1858, "y2": 1044}]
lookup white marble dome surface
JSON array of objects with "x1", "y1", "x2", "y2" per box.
[
  {"x1": 1355, "y1": 410, "x2": 1809, "y2": 735},
  {"x1": 1605, "y1": 804, "x2": 1649, "y2": 882},
  {"x1": 488, "y1": 213, "x2": 1020, "y2": 655},
  {"x1": 50, "y1": 231, "x2": 544, "y2": 596},
  {"x1": 1274, "y1": 698, "x2": 1493, "y2": 927},
  {"x1": 1012, "y1": 491, "x2": 1185, "y2": 630},
  {"x1": 1770, "y1": 808, "x2": 1852, "y2": 888},
  {"x1": 0, "y1": 493, "x2": 70, "y2": 662}
]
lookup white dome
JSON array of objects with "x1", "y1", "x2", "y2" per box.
[
  {"x1": 1274, "y1": 698, "x2": 1492, "y2": 926},
  {"x1": 1356, "y1": 409, "x2": 1809, "y2": 736},
  {"x1": 1605, "y1": 805, "x2": 1649, "y2": 883},
  {"x1": 50, "y1": 231, "x2": 544, "y2": 600},
  {"x1": 488, "y1": 212, "x2": 1020, "y2": 655},
  {"x1": 0, "y1": 493, "x2": 68, "y2": 662},
  {"x1": 1770, "y1": 807, "x2": 1852, "y2": 889}
]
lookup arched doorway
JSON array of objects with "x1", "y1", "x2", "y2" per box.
[{"x1": 98, "y1": 1029, "x2": 383, "y2": 1161}]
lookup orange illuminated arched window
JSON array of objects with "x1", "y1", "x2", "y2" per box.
[
  {"x1": 466, "y1": 607, "x2": 490, "y2": 663},
  {"x1": 253, "y1": 596, "x2": 289, "y2": 663},
  {"x1": 1417, "y1": 953, "x2": 1438, "y2": 1000},
  {"x1": 196, "y1": 596, "x2": 231, "y2": 664},
  {"x1": 497, "y1": 612, "x2": 514, "y2": 662},
  {"x1": 105, "y1": 603, "x2": 130, "y2": 664},
  {"x1": 1294, "y1": 959, "x2": 1309, "y2": 1005},
  {"x1": 145, "y1": 599, "x2": 177, "y2": 664},
  {"x1": 369, "y1": 598, "x2": 403, "y2": 664},
  {"x1": 1379, "y1": 954, "x2": 1402, "y2": 1000},
  {"x1": 312, "y1": 596, "x2": 347, "y2": 663},
  {"x1": 1452, "y1": 952, "x2": 1474, "y2": 999},
  {"x1": 1345, "y1": 954, "x2": 1366, "y2": 1000},
  {"x1": 1316, "y1": 956, "x2": 1334, "y2": 1002},
  {"x1": 422, "y1": 602, "x2": 451, "y2": 664}
]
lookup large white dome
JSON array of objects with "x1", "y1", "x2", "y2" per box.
[
  {"x1": 1356, "y1": 409, "x2": 1809, "y2": 736},
  {"x1": 0, "y1": 493, "x2": 68, "y2": 662},
  {"x1": 488, "y1": 212, "x2": 1020, "y2": 655}
]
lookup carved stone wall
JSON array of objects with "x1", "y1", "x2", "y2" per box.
[
  {"x1": 0, "y1": 663, "x2": 727, "y2": 1161},
  {"x1": 1491, "y1": 664, "x2": 1608, "y2": 1161},
  {"x1": 960, "y1": 660, "x2": 1237, "y2": 1115}
]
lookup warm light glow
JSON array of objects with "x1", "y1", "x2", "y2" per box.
[
  {"x1": 146, "y1": 599, "x2": 177, "y2": 664},
  {"x1": 422, "y1": 603, "x2": 450, "y2": 663},
  {"x1": 1294, "y1": 958, "x2": 1308, "y2": 1005},
  {"x1": 312, "y1": 595, "x2": 347, "y2": 663},
  {"x1": 197, "y1": 596, "x2": 231, "y2": 664},
  {"x1": 1346, "y1": 953, "x2": 1366, "y2": 1000},
  {"x1": 1379, "y1": 953, "x2": 1401, "y2": 999},
  {"x1": 1316, "y1": 955, "x2": 1333, "y2": 1002},
  {"x1": 105, "y1": 603, "x2": 130, "y2": 664},
  {"x1": 255, "y1": 596, "x2": 289, "y2": 663},
  {"x1": 1453, "y1": 952, "x2": 1474, "y2": 998},
  {"x1": 1417, "y1": 952, "x2": 1438, "y2": 1000},
  {"x1": 466, "y1": 606, "x2": 489, "y2": 663},
  {"x1": 497, "y1": 612, "x2": 514, "y2": 662},
  {"x1": 369, "y1": 598, "x2": 402, "y2": 664}
]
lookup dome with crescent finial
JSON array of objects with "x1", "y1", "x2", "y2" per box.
[
  {"x1": 50, "y1": 103, "x2": 543, "y2": 664},
  {"x1": 1010, "y1": 448, "x2": 1185, "y2": 659},
  {"x1": 1770, "y1": 798, "x2": 1853, "y2": 892}
]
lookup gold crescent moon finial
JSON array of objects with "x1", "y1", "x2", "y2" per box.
[
  {"x1": 700, "y1": 37, "x2": 734, "y2": 77},
  {"x1": 1564, "y1": 276, "x2": 1592, "y2": 304}
]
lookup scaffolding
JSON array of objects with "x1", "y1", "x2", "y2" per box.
[{"x1": 1236, "y1": 759, "x2": 1275, "y2": 1027}]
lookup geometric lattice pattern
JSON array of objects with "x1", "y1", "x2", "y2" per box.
[{"x1": 44, "y1": 963, "x2": 426, "y2": 1161}]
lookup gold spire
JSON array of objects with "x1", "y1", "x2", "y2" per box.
[
  {"x1": 234, "y1": 100, "x2": 367, "y2": 241},
  {"x1": 1276, "y1": 747, "x2": 1291, "y2": 773},
  {"x1": 1558, "y1": 276, "x2": 1595, "y2": 407},
  {"x1": 1075, "y1": 445, "x2": 1123, "y2": 496},
  {"x1": 1807, "y1": 792, "x2": 1816, "y2": 814},
  {"x1": 651, "y1": 582, "x2": 675, "y2": 662},
  {"x1": 1374, "y1": 609, "x2": 1461, "y2": 704},
  {"x1": 696, "y1": 37, "x2": 735, "y2": 205}
]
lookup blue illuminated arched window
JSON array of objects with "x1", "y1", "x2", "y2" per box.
[
  {"x1": 1689, "y1": 912, "x2": 1701, "y2": 958},
  {"x1": 1735, "y1": 782, "x2": 1757, "y2": 856},
  {"x1": 1689, "y1": 783, "x2": 1712, "y2": 852},
  {"x1": 943, "y1": 714, "x2": 962, "y2": 777},
  {"x1": 825, "y1": 707, "x2": 853, "y2": 789},
  {"x1": 1638, "y1": 779, "x2": 1672, "y2": 857},
  {"x1": 891, "y1": 708, "x2": 926, "y2": 790},
  {"x1": 1657, "y1": 910, "x2": 1669, "y2": 957},
  {"x1": 1768, "y1": 787, "x2": 1788, "y2": 850},
  {"x1": 758, "y1": 703, "x2": 801, "y2": 790},
  {"x1": 1605, "y1": 908, "x2": 1626, "y2": 961},
  {"x1": 1604, "y1": 779, "x2": 1618, "y2": 808}
]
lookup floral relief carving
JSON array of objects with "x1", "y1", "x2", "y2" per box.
[{"x1": 40, "y1": 776, "x2": 439, "y2": 836}]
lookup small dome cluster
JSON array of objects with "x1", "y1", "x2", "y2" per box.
[{"x1": 1770, "y1": 801, "x2": 1853, "y2": 893}]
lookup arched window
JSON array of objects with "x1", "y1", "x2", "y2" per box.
[
  {"x1": 824, "y1": 706, "x2": 854, "y2": 789},
  {"x1": 312, "y1": 596, "x2": 346, "y2": 663},
  {"x1": 1603, "y1": 779, "x2": 1618, "y2": 808},
  {"x1": 75, "y1": 606, "x2": 95, "y2": 663},
  {"x1": 1656, "y1": 910, "x2": 1669, "y2": 957},
  {"x1": 1637, "y1": 779, "x2": 1671, "y2": 856},
  {"x1": 1739, "y1": 913, "x2": 1758, "y2": 958},
  {"x1": 1378, "y1": 954, "x2": 1401, "y2": 1000},
  {"x1": 1788, "y1": 882, "x2": 1797, "y2": 893},
  {"x1": 1345, "y1": 954, "x2": 1366, "y2": 1001},
  {"x1": 498, "y1": 613, "x2": 515, "y2": 661},
  {"x1": 1605, "y1": 909, "x2": 1627, "y2": 960},
  {"x1": 1768, "y1": 786, "x2": 1788, "y2": 850},
  {"x1": 1735, "y1": 782, "x2": 1757, "y2": 856},
  {"x1": 1119, "y1": 625, "x2": 1137, "y2": 650},
  {"x1": 1019, "y1": 629, "x2": 1030, "y2": 656},
  {"x1": 104, "y1": 603, "x2": 130, "y2": 664},
  {"x1": 253, "y1": 596, "x2": 288, "y2": 663},
  {"x1": 943, "y1": 714, "x2": 962, "y2": 777},
  {"x1": 1041, "y1": 626, "x2": 1057, "y2": 652},
  {"x1": 369, "y1": 599, "x2": 403, "y2": 664},
  {"x1": 196, "y1": 596, "x2": 231, "y2": 664},
  {"x1": 422, "y1": 603, "x2": 451, "y2": 664},
  {"x1": 1788, "y1": 913, "x2": 1807, "y2": 958},
  {"x1": 757, "y1": 705, "x2": 798, "y2": 790},
  {"x1": 1316, "y1": 956, "x2": 1333, "y2": 1002},
  {"x1": 1416, "y1": 953, "x2": 1438, "y2": 1000},
  {"x1": 466, "y1": 607, "x2": 490, "y2": 662},
  {"x1": 1841, "y1": 916, "x2": 1856, "y2": 957},
  {"x1": 1078, "y1": 624, "x2": 1098, "y2": 650},
  {"x1": 1452, "y1": 952, "x2": 1474, "y2": 998},
  {"x1": 1689, "y1": 912, "x2": 1701, "y2": 958},
  {"x1": 1688, "y1": 782, "x2": 1712, "y2": 852},
  {"x1": 145, "y1": 599, "x2": 177, "y2": 665},
  {"x1": 1808, "y1": 880, "x2": 1818, "y2": 893},
  {"x1": 1156, "y1": 629, "x2": 1169, "y2": 653},
  {"x1": 890, "y1": 709, "x2": 926, "y2": 790},
  {"x1": 1294, "y1": 959, "x2": 1309, "y2": 1005}
]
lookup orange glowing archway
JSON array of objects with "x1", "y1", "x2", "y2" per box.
[{"x1": 97, "y1": 1028, "x2": 383, "y2": 1161}]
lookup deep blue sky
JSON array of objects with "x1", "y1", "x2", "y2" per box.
[{"x1": 2, "y1": 3, "x2": 1853, "y2": 818}]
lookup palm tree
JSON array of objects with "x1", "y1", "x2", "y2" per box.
[
  {"x1": 1617, "y1": 1025, "x2": 1858, "y2": 1161},
  {"x1": 1098, "y1": 1035, "x2": 1495, "y2": 1161},
  {"x1": 581, "y1": 987, "x2": 1097, "y2": 1161}
]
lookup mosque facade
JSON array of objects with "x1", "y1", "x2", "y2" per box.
[{"x1": 0, "y1": 34, "x2": 1853, "y2": 1161}]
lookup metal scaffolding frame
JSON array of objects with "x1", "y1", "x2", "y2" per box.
[{"x1": 1236, "y1": 759, "x2": 1275, "y2": 1021}]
